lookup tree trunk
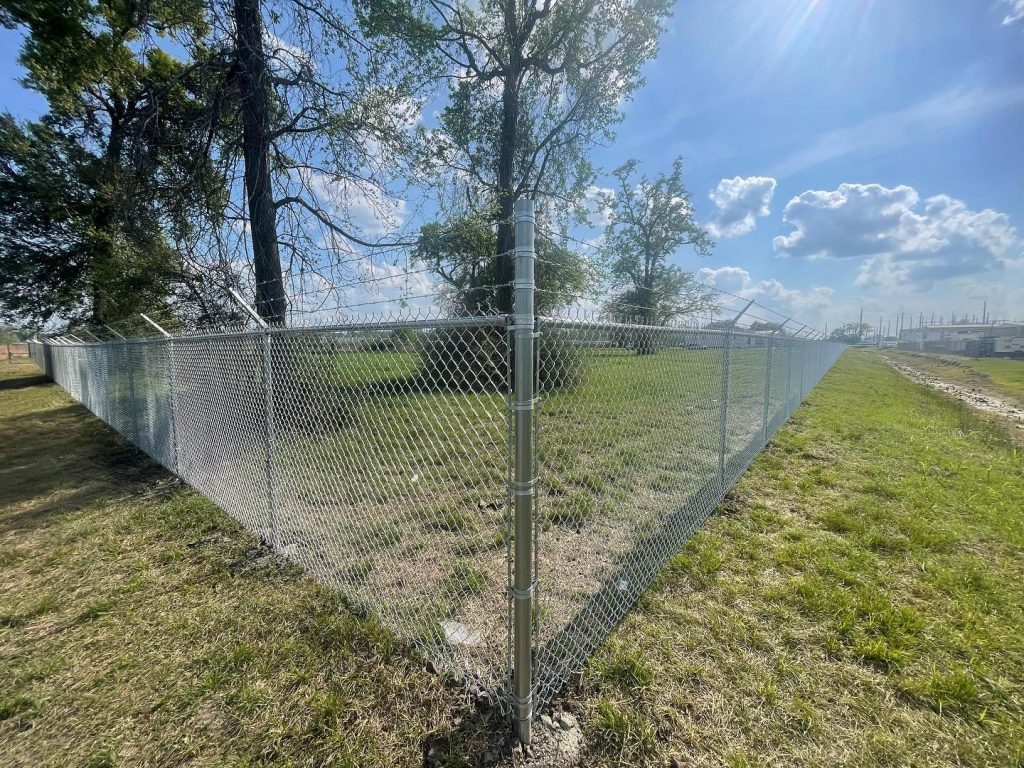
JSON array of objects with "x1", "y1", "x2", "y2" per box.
[
  {"x1": 494, "y1": 66, "x2": 520, "y2": 316},
  {"x1": 234, "y1": 0, "x2": 287, "y2": 325}
]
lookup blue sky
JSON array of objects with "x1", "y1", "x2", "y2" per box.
[
  {"x1": 587, "y1": 0, "x2": 1024, "y2": 330},
  {"x1": 1, "y1": 0, "x2": 1022, "y2": 330}
]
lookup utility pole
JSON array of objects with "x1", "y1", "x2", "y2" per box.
[{"x1": 859, "y1": 307, "x2": 864, "y2": 343}]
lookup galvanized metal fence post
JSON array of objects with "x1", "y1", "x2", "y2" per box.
[
  {"x1": 141, "y1": 314, "x2": 180, "y2": 473},
  {"x1": 717, "y1": 324, "x2": 732, "y2": 494},
  {"x1": 511, "y1": 197, "x2": 537, "y2": 745},
  {"x1": 798, "y1": 334, "x2": 807, "y2": 399},
  {"x1": 762, "y1": 332, "x2": 775, "y2": 444},
  {"x1": 788, "y1": 324, "x2": 806, "y2": 410}
]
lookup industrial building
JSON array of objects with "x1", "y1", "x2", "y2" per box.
[{"x1": 898, "y1": 322, "x2": 1024, "y2": 357}]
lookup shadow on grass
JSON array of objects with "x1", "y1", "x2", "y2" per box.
[
  {"x1": 0, "y1": 378, "x2": 168, "y2": 535},
  {"x1": 0, "y1": 375, "x2": 50, "y2": 390}
]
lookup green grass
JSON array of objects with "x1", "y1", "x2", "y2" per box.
[
  {"x1": 0, "y1": 358, "x2": 495, "y2": 767},
  {"x1": 3, "y1": 347, "x2": 1023, "y2": 766},
  {"x1": 578, "y1": 350, "x2": 1024, "y2": 767}
]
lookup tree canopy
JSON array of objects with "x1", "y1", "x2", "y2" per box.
[
  {"x1": 600, "y1": 157, "x2": 717, "y2": 333},
  {"x1": 829, "y1": 322, "x2": 874, "y2": 344},
  {"x1": 0, "y1": 0, "x2": 221, "y2": 325},
  {"x1": 416, "y1": 0, "x2": 673, "y2": 312}
]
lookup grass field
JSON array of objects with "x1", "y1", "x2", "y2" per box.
[
  {"x1": 2, "y1": 350, "x2": 1022, "y2": 766},
  {"x1": 884, "y1": 350, "x2": 1024, "y2": 405}
]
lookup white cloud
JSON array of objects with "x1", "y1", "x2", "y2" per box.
[
  {"x1": 1002, "y1": 0, "x2": 1024, "y2": 24},
  {"x1": 773, "y1": 85, "x2": 1024, "y2": 177},
  {"x1": 773, "y1": 183, "x2": 1021, "y2": 291},
  {"x1": 299, "y1": 167, "x2": 407, "y2": 236},
  {"x1": 706, "y1": 176, "x2": 777, "y2": 238},
  {"x1": 583, "y1": 185, "x2": 615, "y2": 226},
  {"x1": 697, "y1": 265, "x2": 834, "y2": 320}
]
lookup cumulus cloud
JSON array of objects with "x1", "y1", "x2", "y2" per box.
[
  {"x1": 1002, "y1": 0, "x2": 1024, "y2": 24},
  {"x1": 773, "y1": 183, "x2": 1020, "y2": 291},
  {"x1": 706, "y1": 176, "x2": 777, "y2": 238},
  {"x1": 697, "y1": 265, "x2": 834, "y2": 318}
]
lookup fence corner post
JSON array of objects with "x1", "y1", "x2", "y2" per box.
[
  {"x1": 762, "y1": 332, "x2": 775, "y2": 443},
  {"x1": 512, "y1": 197, "x2": 537, "y2": 746}
]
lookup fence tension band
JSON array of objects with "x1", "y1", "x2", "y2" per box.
[{"x1": 508, "y1": 579, "x2": 539, "y2": 599}]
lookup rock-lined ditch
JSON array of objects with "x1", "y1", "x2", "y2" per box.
[{"x1": 885, "y1": 357, "x2": 1024, "y2": 429}]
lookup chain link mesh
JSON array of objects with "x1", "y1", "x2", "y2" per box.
[
  {"x1": 26, "y1": 299, "x2": 842, "y2": 720},
  {"x1": 530, "y1": 313, "x2": 843, "y2": 708},
  {"x1": 28, "y1": 316, "x2": 517, "y2": 705}
]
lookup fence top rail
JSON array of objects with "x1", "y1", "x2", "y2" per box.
[{"x1": 538, "y1": 315, "x2": 828, "y2": 339}]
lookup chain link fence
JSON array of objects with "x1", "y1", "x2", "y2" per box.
[{"x1": 26, "y1": 202, "x2": 844, "y2": 739}]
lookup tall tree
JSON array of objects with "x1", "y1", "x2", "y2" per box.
[
  {"x1": 194, "y1": 0, "x2": 436, "y2": 324},
  {"x1": 601, "y1": 158, "x2": 716, "y2": 352},
  {"x1": 0, "y1": 0, "x2": 229, "y2": 326},
  {"x1": 414, "y1": 214, "x2": 588, "y2": 316},
  {"x1": 231, "y1": 0, "x2": 286, "y2": 322},
  {"x1": 419, "y1": 0, "x2": 672, "y2": 312}
]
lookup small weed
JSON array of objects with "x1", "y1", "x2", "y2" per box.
[
  {"x1": 420, "y1": 506, "x2": 477, "y2": 534},
  {"x1": 900, "y1": 667, "x2": 990, "y2": 718},
  {"x1": 587, "y1": 699, "x2": 657, "y2": 762},
  {"x1": 591, "y1": 646, "x2": 655, "y2": 693},
  {"x1": 0, "y1": 546, "x2": 26, "y2": 567},
  {"x1": 0, "y1": 593, "x2": 58, "y2": 628},
  {"x1": 364, "y1": 521, "x2": 402, "y2": 548},
  {"x1": 447, "y1": 562, "x2": 487, "y2": 597},
  {"x1": 85, "y1": 749, "x2": 117, "y2": 768},
  {"x1": 74, "y1": 598, "x2": 117, "y2": 624},
  {"x1": 667, "y1": 534, "x2": 725, "y2": 588},
  {"x1": 0, "y1": 694, "x2": 37, "y2": 722}
]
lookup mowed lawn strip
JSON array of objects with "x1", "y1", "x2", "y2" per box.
[{"x1": 575, "y1": 349, "x2": 1024, "y2": 767}]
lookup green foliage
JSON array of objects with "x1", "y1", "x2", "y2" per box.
[
  {"x1": 447, "y1": 562, "x2": 487, "y2": 597},
  {"x1": 415, "y1": 214, "x2": 590, "y2": 316},
  {"x1": 424, "y1": 0, "x2": 672, "y2": 215},
  {"x1": 829, "y1": 322, "x2": 874, "y2": 344},
  {"x1": 0, "y1": 0, "x2": 223, "y2": 325},
  {"x1": 587, "y1": 699, "x2": 657, "y2": 762},
  {"x1": 600, "y1": 158, "x2": 717, "y2": 344}
]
